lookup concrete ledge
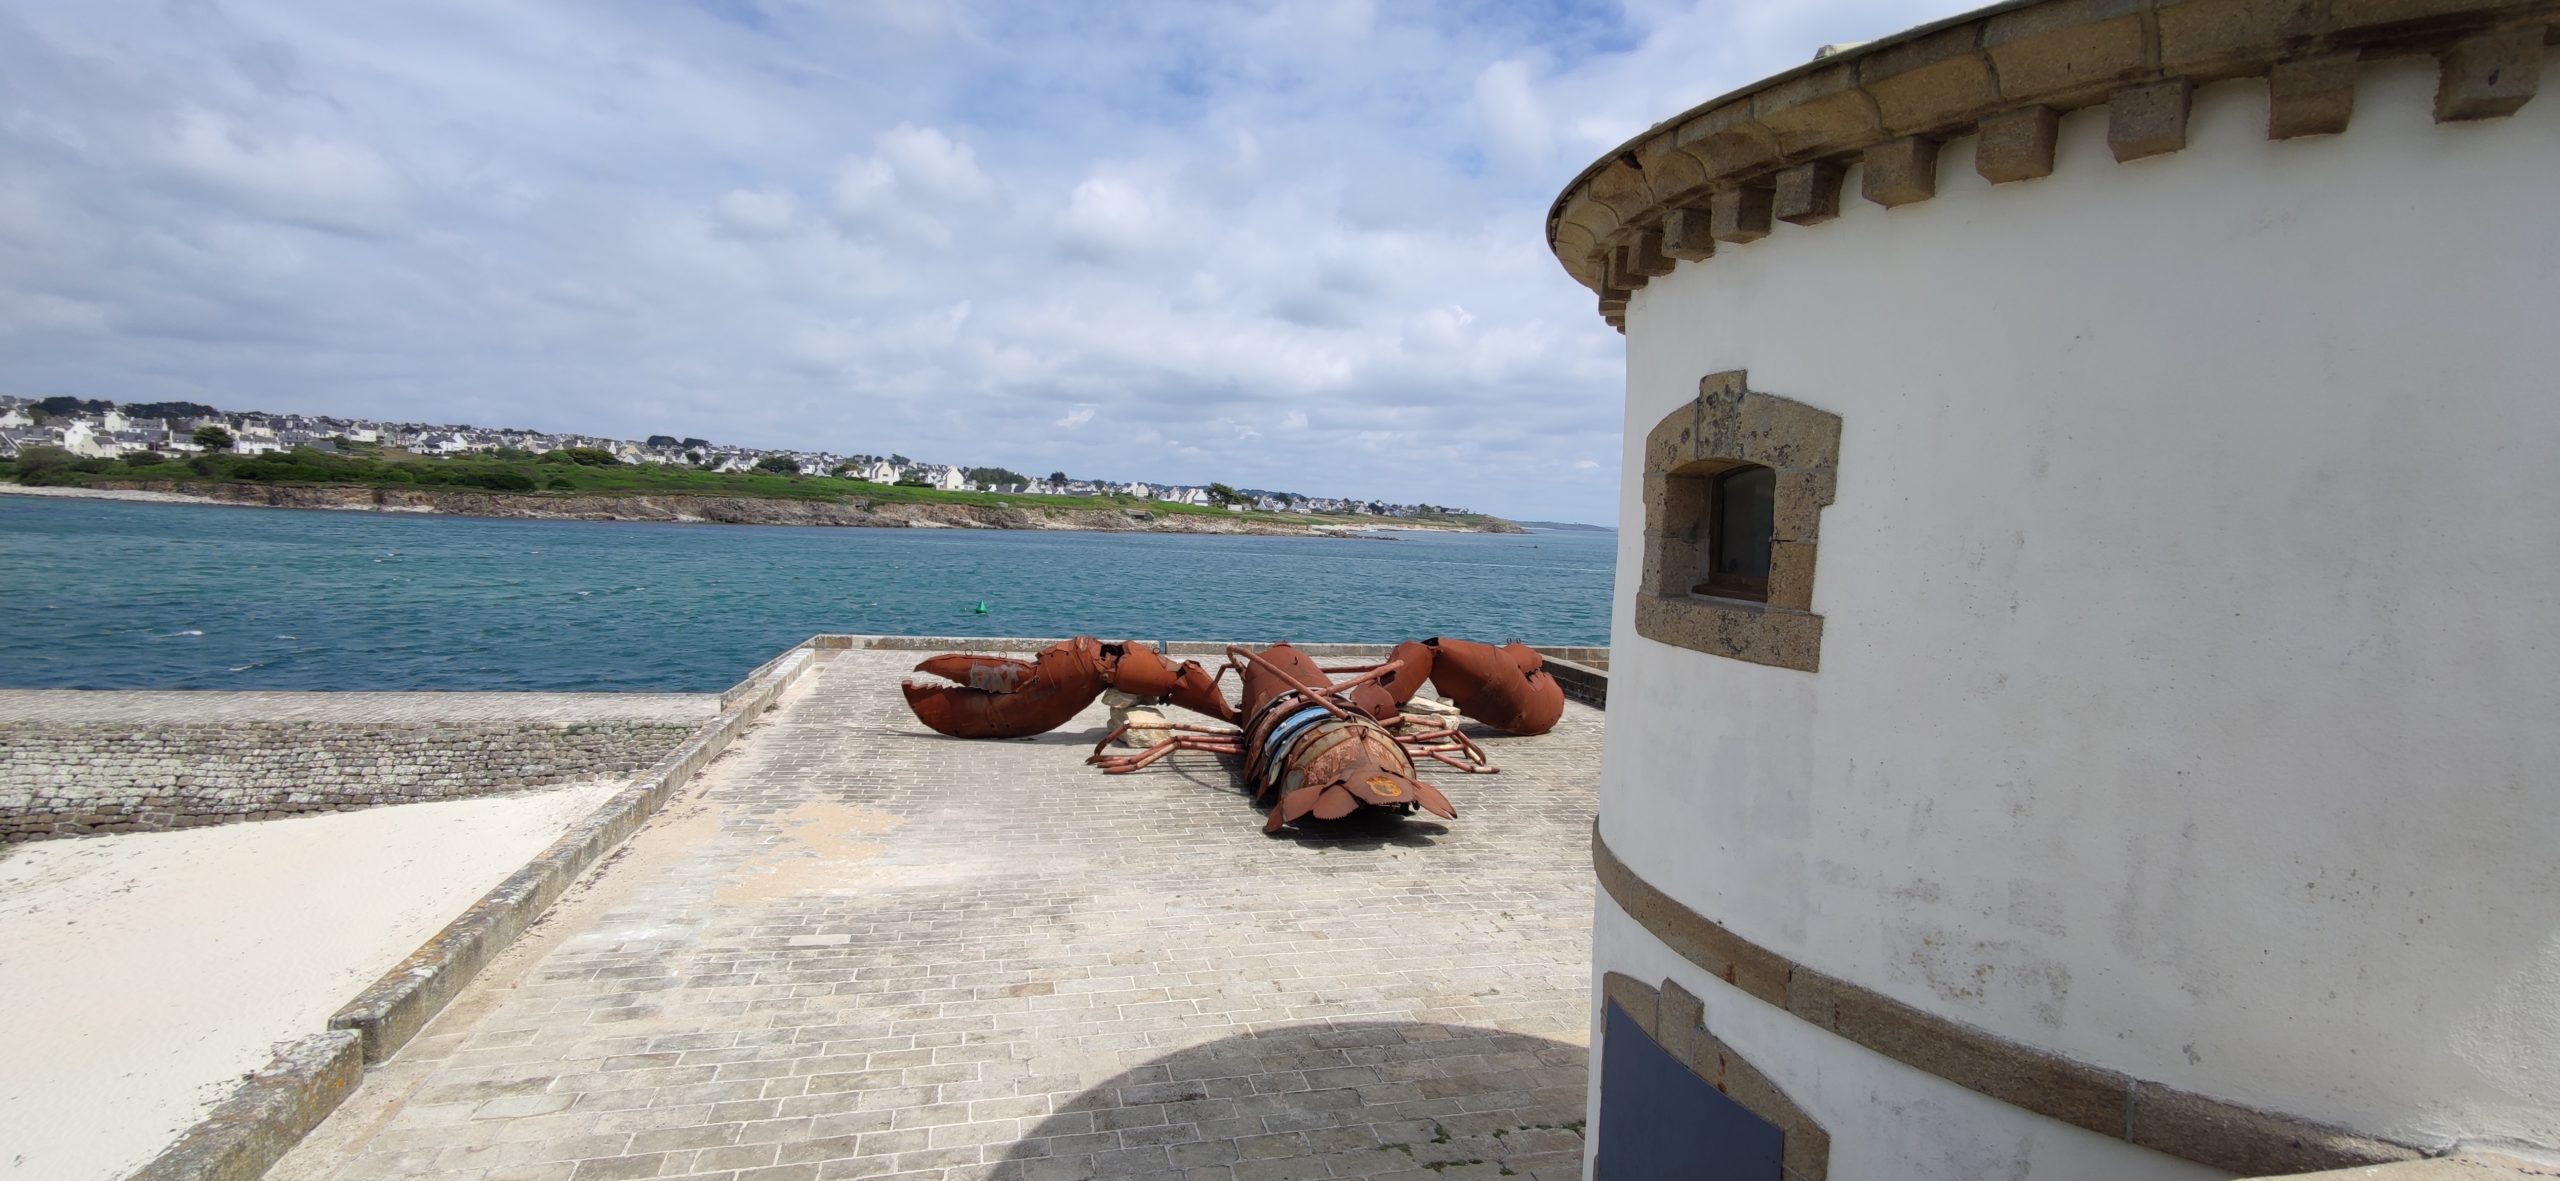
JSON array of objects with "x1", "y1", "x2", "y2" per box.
[
  {"x1": 1541, "y1": 656, "x2": 1610, "y2": 708},
  {"x1": 720, "y1": 645, "x2": 814, "y2": 711},
  {"x1": 125, "y1": 1031, "x2": 362, "y2": 1181}
]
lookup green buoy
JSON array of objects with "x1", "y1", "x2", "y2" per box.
[{"x1": 974, "y1": 601, "x2": 989, "y2": 615}]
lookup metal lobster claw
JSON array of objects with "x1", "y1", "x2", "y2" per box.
[
  {"x1": 904, "y1": 637, "x2": 1240, "y2": 739},
  {"x1": 901, "y1": 638, "x2": 1108, "y2": 739},
  {"x1": 1395, "y1": 637, "x2": 1565, "y2": 736}
]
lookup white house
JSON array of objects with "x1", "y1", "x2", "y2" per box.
[
  {"x1": 1561, "y1": 3, "x2": 2560, "y2": 1178},
  {"x1": 56, "y1": 420, "x2": 114, "y2": 458}
]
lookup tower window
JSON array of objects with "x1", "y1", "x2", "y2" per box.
[
  {"x1": 1698, "y1": 464, "x2": 1774, "y2": 602},
  {"x1": 1634, "y1": 370, "x2": 1837, "y2": 672}
]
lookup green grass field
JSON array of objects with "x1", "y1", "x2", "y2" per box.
[{"x1": 0, "y1": 447, "x2": 1512, "y2": 531}]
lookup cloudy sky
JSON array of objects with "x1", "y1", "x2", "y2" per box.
[{"x1": 1, "y1": 0, "x2": 1954, "y2": 524}]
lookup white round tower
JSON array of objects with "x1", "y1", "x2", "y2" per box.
[{"x1": 1557, "y1": 2, "x2": 2560, "y2": 1177}]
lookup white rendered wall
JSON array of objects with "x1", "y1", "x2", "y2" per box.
[{"x1": 1595, "y1": 50, "x2": 2560, "y2": 1173}]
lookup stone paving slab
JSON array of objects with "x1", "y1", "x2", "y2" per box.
[
  {"x1": 0, "y1": 691, "x2": 719, "y2": 725},
  {"x1": 273, "y1": 646, "x2": 1599, "y2": 1181}
]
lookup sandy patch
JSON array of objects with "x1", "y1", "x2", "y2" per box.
[
  {"x1": 713, "y1": 798, "x2": 901, "y2": 905},
  {"x1": 0, "y1": 782, "x2": 621, "y2": 1181},
  {"x1": 0, "y1": 483, "x2": 225, "y2": 506}
]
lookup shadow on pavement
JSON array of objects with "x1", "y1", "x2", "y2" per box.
[{"x1": 986, "y1": 1020, "x2": 1588, "y2": 1180}]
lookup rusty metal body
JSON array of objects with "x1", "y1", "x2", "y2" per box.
[{"x1": 899, "y1": 636, "x2": 1564, "y2": 833}]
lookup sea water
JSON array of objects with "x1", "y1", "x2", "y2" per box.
[{"x1": 0, "y1": 497, "x2": 1615, "y2": 692}]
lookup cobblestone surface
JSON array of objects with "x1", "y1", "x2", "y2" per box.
[{"x1": 275, "y1": 647, "x2": 1600, "y2": 1181}]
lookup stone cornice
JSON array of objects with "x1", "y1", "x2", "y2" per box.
[{"x1": 1547, "y1": 0, "x2": 2559, "y2": 327}]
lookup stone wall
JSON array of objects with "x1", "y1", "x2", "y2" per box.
[{"x1": 0, "y1": 721, "x2": 696, "y2": 842}]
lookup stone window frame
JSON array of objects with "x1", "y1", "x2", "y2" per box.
[
  {"x1": 1636, "y1": 370, "x2": 1841, "y2": 672},
  {"x1": 1601, "y1": 971, "x2": 1831, "y2": 1181}
]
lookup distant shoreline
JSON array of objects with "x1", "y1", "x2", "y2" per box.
[{"x1": 0, "y1": 481, "x2": 1528, "y2": 537}]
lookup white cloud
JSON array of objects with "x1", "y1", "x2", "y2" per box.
[
  {"x1": 1053, "y1": 174, "x2": 1170, "y2": 263},
  {"x1": 874, "y1": 123, "x2": 992, "y2": 205},
  {"x1": 1471, "y1": 60, "x2": 1552, "y2": 171},
  {"x1": 830, "y1": 123, "x2": 993, "y2": 245},
  {"x1": 715, "y1": 186, "x2": 798, "y2": 236},
  {"x1": 160, "y1": 107, "x2": 403, "y2": 235},
  {"x1": 1054, "y1": 406, "x2": 1095, "y2": 429}
]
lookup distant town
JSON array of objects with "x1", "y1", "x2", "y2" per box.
[{"x1": 0, "y1": 394, "x2": 1474, "y2": 519}]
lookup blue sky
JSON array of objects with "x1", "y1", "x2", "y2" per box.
[{"x1": 0, "y1": 0, "x2": 1956, "y2": 524}]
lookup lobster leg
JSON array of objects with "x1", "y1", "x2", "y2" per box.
[{"x1": 1090, "y1": 736, "x2": 1244, "y2": 774}]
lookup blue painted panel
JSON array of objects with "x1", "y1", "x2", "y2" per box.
[{"x1": 1596, "y1": 1000, "x2": 1787, "y2": 1179}]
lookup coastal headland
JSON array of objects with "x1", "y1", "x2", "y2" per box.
[{"x1": 0, "y1": 481, "x2": 1528, "y2": 535}]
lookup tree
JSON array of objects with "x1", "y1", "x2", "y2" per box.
[
  {"x1": 11, "y1": 445, "x2": 76, "y2": 485},
  {"x1": 965, "y1": 466, "x2": 1027, "y2": 488},
  {"x1": 1048, "y1": 471, "x2": 1067, "y2": 484},
  {"x1": 753, "y1": 454, "x2": 801, "y2": 474},
  {"x1": 542, "y1": 446, "x2": 621, "y2": 467},
  {"x1": 192, "y1": 425, "x2": 235, "y2": 452},
  {"x1": 124, "y1": 401, "x2": 220, "y2": 421},
  {"x1": 1207, "y1": 482, "x2": 1244, "y2": 506}
]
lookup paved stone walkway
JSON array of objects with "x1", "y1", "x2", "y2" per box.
[
  {"x1": 274, "y1": 647, "x2": 1599, "y2": 1181},
  {"x1": 0, "y1": 690, "x2": 718, "y2": 725}
]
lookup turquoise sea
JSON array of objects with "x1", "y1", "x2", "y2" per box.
[{"x1": 0, "y1": 496, "x2": 1616, "y2": 693}]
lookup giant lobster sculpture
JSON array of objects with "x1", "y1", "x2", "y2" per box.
[{"x1": 902, "y1": 637, "x2": 1565, "y2": 833}]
